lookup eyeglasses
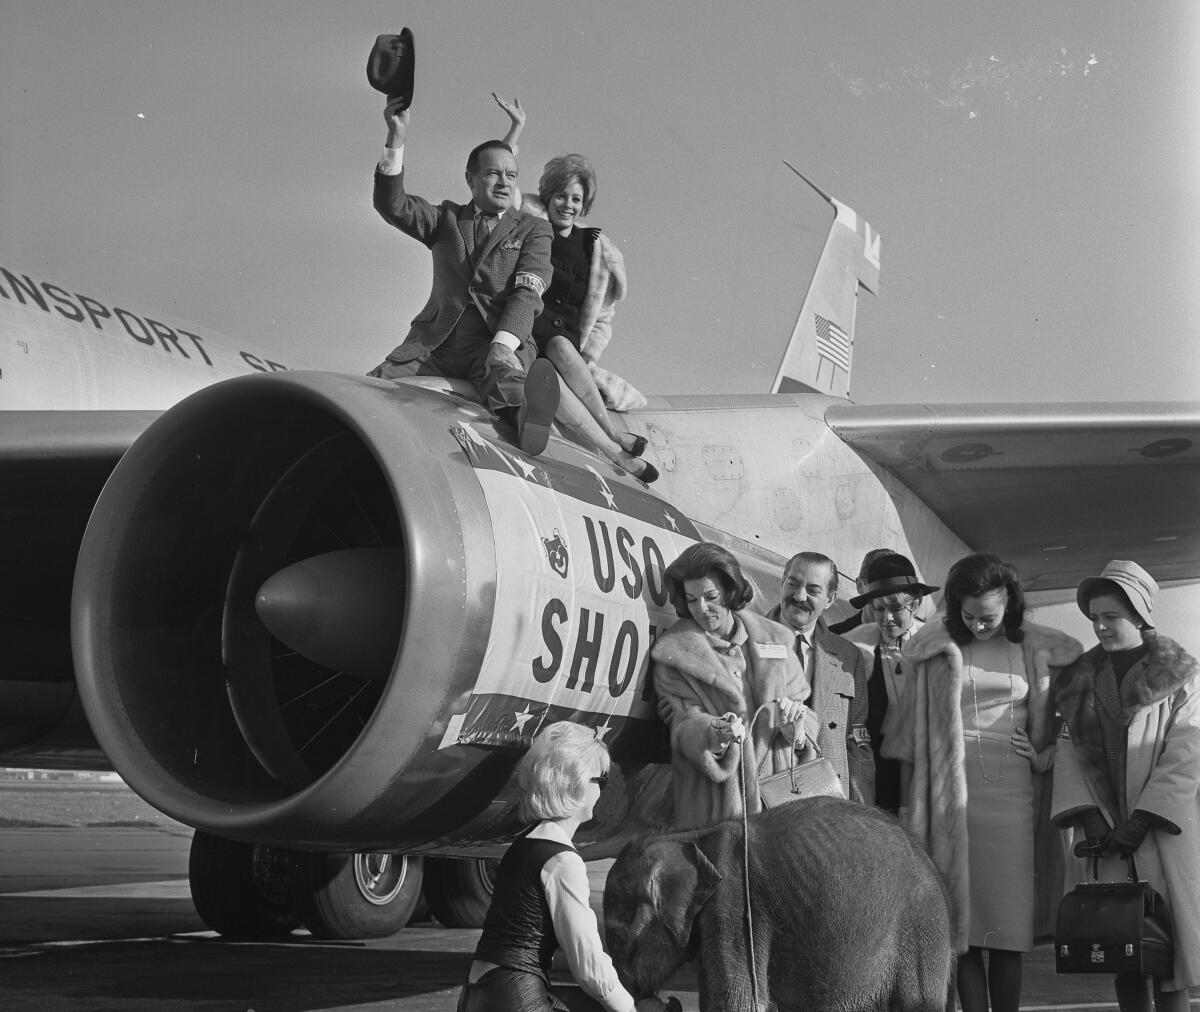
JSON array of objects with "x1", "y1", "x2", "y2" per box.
[
  {"x1": 589, "y1": 772, "x2": 610, "y2": 790},
  {"x1": 870, "y1": 601, "x2": 916, "y2": 618}
]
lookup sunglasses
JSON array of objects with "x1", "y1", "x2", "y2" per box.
[{"x1": 589, "y1": 772, "x2": 610, "y2": 790}]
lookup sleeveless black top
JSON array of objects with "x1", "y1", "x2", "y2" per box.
[
  {"x1": 532, "y1": 226, "x2": 599, "y2": 351},
  {"x1": 473, "y1": 833, "x2": 574, "y2": 980}
]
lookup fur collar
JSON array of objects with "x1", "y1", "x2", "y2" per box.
[
  {"x1": 904, "y1": 618, "x2": 1082, "y2": 668},
  {"x1": 1055, "y1": 632, "x2": 1198, "y2": 723},
  {"x1": 651, "y1": 611, "x2": 793, "y2": 703}
]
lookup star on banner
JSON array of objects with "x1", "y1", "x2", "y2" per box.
[
  {"x1": 512, "y1": 456, "x2": 540, "y2": 481},
  {"x1": 457, "y1": 424, "x2": 526, "y2": 479},
  {"x1": 586, "y1": 465, "x2": 618, "y2": 510},
  {"x1": 512, "y1": 705, "x2": 537, "y2": 733},
  {"x1": 662, "y1": 511, "x2": 679, "y2": 532},
  {"x1": 453, "y1": 423, "x2": 489, "y2": 451}
]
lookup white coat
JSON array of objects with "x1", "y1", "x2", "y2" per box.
[{"x1": 1052, "y1": 633, "x2": 1200, "y2": 991}]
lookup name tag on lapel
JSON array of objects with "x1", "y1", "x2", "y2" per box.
[{"x1": 758, "y1": 643, "x2": 788, "y2": 659}]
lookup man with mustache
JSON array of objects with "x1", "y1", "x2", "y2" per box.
[
  {"x1": 769, "y1": 551, "x2": 874, "y2": 804},
  {"x1": 368, "y1": 97, "x2": 559, "y2": 455}
]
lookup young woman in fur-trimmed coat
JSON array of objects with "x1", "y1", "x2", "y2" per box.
[
  {"x1": 885, "y1": 554, "x2": 1082, "y2": 1012},
  {"x1": 1052, "y1": 561, "x2": 1200, "y2": 1011},
  {"x1": 651, "y1": 543, "x2": 817, "y2": 831},
  {"x1": 492, "y1": 93, "x2": 655, "y2": 487}
]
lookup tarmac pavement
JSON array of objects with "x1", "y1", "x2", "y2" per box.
[{"x1": 0, "y1": 779, "x2": 1191, "y2": 1011}]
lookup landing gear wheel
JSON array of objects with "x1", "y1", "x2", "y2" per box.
[
  {"x1": 187, "y1": 831, "x2": 301, "y2": 939},
  {"x1": 423, "y1": 857, "x2": 499, "y2": 928},
  {"x1": 291, "y1": 851, "x2": 424, "y2": 938}
]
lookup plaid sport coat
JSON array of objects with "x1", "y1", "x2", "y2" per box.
[{"x1": 374, "y1": 169, "x2": 553, "y2": 365}]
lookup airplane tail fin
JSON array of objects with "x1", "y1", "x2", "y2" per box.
[{"x1": 771, "y1": 162, "x2": 881, "y2": 398}]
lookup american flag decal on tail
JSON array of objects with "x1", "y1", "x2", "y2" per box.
[{"x1": 814, "y1": 314, "x2": 852, "y2": 371}]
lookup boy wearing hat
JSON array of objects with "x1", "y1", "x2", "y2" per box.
[{"x1": 844, "y1": 553, "x2": 939, "y2": 814}]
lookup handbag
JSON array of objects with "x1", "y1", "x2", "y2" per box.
[
  {"x1": 757, "y1": 731, "x2": 845, "y2": 807},
  {"x1": 1055, "y1": 855, "x2": 1173, "y2": 977}
]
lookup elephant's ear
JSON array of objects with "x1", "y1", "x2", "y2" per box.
[{"x1": 650, "y1": 840, "x2": 724, "y2": 950}]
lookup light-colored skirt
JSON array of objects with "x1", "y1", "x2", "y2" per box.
[{"x1": 964, "y1": 731, "x2": 1035, "y2": 951}]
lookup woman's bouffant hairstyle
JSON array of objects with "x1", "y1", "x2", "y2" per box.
[
  {"x1": 538, "y1": 153, "x2": 597, "y2": 216},
  {"x1": 664, "y1": 542, "x2": 754, "y2": 619},
  {"x1": 943, "y1": 553, "x2": 1027, "y2": 646},
  {"x1": 517, "y1": 721, "x2": 609, "y2": 824}
]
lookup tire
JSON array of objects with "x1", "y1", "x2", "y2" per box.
[
  {"x1": 423, "y1": 857, "x2": 498, "y2": 929},
  {"x1": 187, "y1": 831, "x2": 301, "y2": 939},
  {"x1": 291, "y1": 851, "x2": 424, "y2": 939}
]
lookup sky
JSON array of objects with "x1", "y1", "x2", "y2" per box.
[{"x1": 2, "y1": 2, "x2": 1198, "y2": 647}]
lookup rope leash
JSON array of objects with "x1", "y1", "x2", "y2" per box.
[{"x1": 739, "y1": 699, "x2": 791, "y2": 1012}]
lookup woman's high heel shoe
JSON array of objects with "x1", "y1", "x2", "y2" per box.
[
  {"x1": 625, "y1": 434, "x2": 647, "y2": 458},
  {"x1": 616, "y1": 454, "x2": 658, "y2": 484},
  {"x1": 634, "y1": 460, "x2": 659, "y2": 484}
]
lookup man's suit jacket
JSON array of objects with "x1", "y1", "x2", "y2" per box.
[
  {"x1": 767, "y1": 608, "x2": 875, "y2": 805},
  {"x1": 374, "y1": 169, "x2": 553, "y2": 365}
]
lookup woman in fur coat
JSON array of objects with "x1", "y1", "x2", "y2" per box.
[
  {"x1": 1052, "y1": 560, "x2": 1200, "y2": 1012},
  {"x1": 885, "y1": 553, "x2": 1082, "y2": 1012},
  {"x1": 650, "y1": 542, "x2": 817, "y2": 831},
  {"x1": 493, "y1": 94, "x2": 655, "y2": 484}
]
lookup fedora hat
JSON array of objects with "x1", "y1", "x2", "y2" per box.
[
  {"x1": 1076, "y1": 560, "x2": 1158, "y2": 628},
  {"x1": 367, "y1": 28, "x2": 415, "y2": 108},
  {"x1": 849, "y1": 554, "x2": 940, "y2": 610}
]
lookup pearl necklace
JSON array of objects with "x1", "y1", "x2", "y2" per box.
[{"x1": 965, "y1": 641, "x2": 1015, "y2": 783}]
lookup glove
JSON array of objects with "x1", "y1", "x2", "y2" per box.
[
  {"x1": 1105, "y1": 810, "x2": 1155, "y2": 857},
  {"x1": 1079, "y1": 807, "x2": 1111, "y2": 840},
  {"x1": 711, "y1": 712, "x2": 745, "y2": 744},
  {"x1": 1072, "y1": 807, "x2": 1111, "y2": 858}
]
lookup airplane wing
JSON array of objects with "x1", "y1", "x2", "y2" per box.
[
  {"x1": 1, "y1": 410, "x2": 157, "y2": 760},
  {"x1": 825, "y1": 401, "x2": 1200, "y2": 592}
]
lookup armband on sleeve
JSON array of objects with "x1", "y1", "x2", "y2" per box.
[{"x1": 515, "y1": 272, "x2": 547, "y2": 296}]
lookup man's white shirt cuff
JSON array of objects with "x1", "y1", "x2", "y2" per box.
[
  {"x1": 491, "y1": 330, "x2": 520, "y2": 351},
  {"x1": 378, "y1": 145, "x2": 404, "y2": 175}
]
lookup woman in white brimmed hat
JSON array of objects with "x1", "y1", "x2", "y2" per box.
[{"x1": 1052, "y1": 560, "x2": 1200, "y2": 1011}]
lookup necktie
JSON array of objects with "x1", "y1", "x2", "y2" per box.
[
  {"x1": 474, "y1": 212, "x2": 496, "y2": 260},
  {"x1": 797, "y1": 635, "x2": 814, "y2": 707}
]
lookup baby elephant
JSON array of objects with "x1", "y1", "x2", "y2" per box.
[{"x1": 604, "y1": 798, "x2": 953, "y2": 1012}]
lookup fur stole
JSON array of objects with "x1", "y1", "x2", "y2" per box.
[
  {"x1": 652, "y1": 612, "x2": 804, "y2": 828},
  {"x1": 519, "y1": 194, "x2": 640, "y2": 410},
  {"x1": 1056, "y1": 632, "x2": 1199, "y2": 727},
  {"x1": 1054, "y1": 633, "x2": 1199, "y2": 818},
  {"x1": 893, "y1": 619, "x2": 1082, "y2": 951}
]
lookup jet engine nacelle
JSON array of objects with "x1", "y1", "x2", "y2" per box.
[{"x1": 71, "y1": 371, "x2": 720, "y2": 856}]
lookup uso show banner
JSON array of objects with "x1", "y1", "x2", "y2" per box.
[{"x1": 445, "y1": 422, "x2": 701, "y2": 757}]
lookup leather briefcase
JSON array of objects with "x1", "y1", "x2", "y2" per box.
[
  {"x1": 1055, "y1": 857, "x2": 1173, "y2": 977},
  {"x1": 758, "y1": 733, "x2": 845, "y2": 808}
]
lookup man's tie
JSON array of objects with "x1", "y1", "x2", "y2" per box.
[
  {"x1": 474, "y1": 212, "x2": 496, "y2": 261},
  {"x1": 795, "y1": 634, "x2": 809, "y2": 671}
]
